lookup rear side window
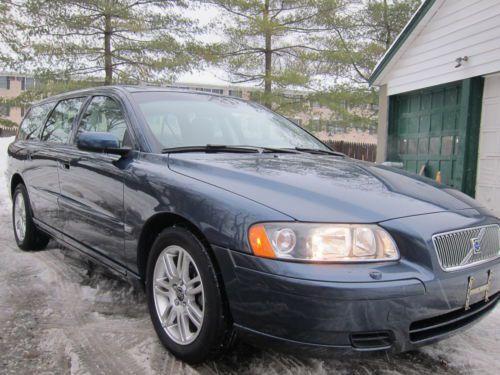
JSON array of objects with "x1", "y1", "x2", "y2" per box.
[
  {"x1": 17, "y1": 102, "x2": 54, "y2": 141},
  {"x1": 76, "y1": 96, "x2": 130, "y2": 147},
  {"x1": 41, "y1": 97, "x2": 86, "y2": 143}
]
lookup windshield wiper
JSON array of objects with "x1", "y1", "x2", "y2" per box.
[
  {"x1": 292, "y1": 147, "x2": 345, "y2": 157},
  {"x1": 161, "y1": 145, "x2": 261, "y2": 154},
  {"x1": 162, "y1": 145, "x2": 301, "y2": 154},
  {"x1": 258, "y1": 146, "x2": 301, "y2": 154}
]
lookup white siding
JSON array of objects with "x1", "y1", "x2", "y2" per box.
[
  {"x1": 382, "y1": 0, "x2": 500, "y2": 95},
  {"x1": 475, "y1": 74, "x2": 500, "y2": 218}
]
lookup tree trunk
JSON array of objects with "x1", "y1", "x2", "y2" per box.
[
  {"x1": 104, "y1": 12, "x2": 112, "y2": 85},
  {"x1": 383, "y1": 0, "x2": 392, "y2": 48},
  {"x1": 263, "y1": 0, "x2": 272, "y2": 108}
]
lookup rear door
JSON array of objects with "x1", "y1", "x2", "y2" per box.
[
  {"x1": 58, "y1": 95, "x2": 134, "y2": 264},
  {"x1": 27, "y1": 97, "x2": 86, "y2": 231},
  {"x1": 15, "y1": 102, "x2": 55, "y2": 217}
]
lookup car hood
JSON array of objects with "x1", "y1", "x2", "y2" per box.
[{"x1": 168, "y1": 153, "x2": 483, "y2": 223}]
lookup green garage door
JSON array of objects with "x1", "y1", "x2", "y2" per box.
[{"x1": 388, "y1": 78, "x2": 483, "y2": 197}]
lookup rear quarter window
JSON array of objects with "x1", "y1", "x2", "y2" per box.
[{"x1": 17, "y1": 102, "x2": 55, "y2": 141}]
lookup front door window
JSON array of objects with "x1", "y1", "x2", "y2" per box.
[{"x1": 76, "y1": 96, "x2": 130, "y2": 147}]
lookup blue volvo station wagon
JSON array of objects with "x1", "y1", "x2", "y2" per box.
[{"x1": 6, "y1": 86, "x2": 500, "y2": 363}]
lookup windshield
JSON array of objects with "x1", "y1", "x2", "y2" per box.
[{"x1": 132, "y1": 92, "x2": 328, "y2": 151}]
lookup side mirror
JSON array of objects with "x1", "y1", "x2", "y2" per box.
[{"x1": 77, "y1": 132, "x2": 131, "y2": 156}]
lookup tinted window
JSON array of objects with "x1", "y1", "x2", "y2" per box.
[
  {"x1": 42, "y1": 98, "x2": 85, "y2": 143},
  {"x1": 18, "y1": 102, "x2": 54, "y2": 141},
  {"x1": 76, "y1": 96, "x2": 129, "y2": 147}
]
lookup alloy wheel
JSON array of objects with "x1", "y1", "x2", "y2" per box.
[
  {"x1": 14, "y1": 192, "x2": 26, "y2": 242},
  {"x1": 152, "y1": 245, "x2": 205, "y2": 345}
]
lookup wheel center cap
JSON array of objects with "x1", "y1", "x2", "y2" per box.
[{"x1": 176, "y1": 286, "x2": 185, "y2": 301}]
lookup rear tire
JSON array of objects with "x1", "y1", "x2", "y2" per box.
[
  {"x1": 12, "y1": 184, "x2": 50, "y2": 251},
  {"x1": 146, "y1": 226, "x2": 235, "y2": 364}
]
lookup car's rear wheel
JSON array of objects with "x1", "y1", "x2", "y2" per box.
[
  {"x1": 146, "y1": 227, "x2": 235, "y2": 363},
  {"x1": 12, "y1": 184, "x2": 50, "y2": 251}
]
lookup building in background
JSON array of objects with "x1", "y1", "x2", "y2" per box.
[
  {"x1": 0, "y1": 72, "x2": 37, "y2": 126},
  {"x1": 371, "y1": 0, "x2": 500, "y2": 216}
]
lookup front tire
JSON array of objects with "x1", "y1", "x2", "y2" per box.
[
  {"x1": 12, "y1": 184, "x2": 50, "y2": 251},
  {"x1": 146, "y1": 227, "x2": 234, "y2": 364}
]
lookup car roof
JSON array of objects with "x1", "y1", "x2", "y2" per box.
[{"x1": 33, "y1": 85, "x2": 246, "y2": 107}]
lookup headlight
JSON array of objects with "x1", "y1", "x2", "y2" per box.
[{"x1": 248, "y1": 223, "x2": 399, "y2": 262}]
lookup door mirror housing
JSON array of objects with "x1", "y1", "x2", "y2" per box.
[{"x1": 77, "y1": 132, "x2": 131, "y2": 156}]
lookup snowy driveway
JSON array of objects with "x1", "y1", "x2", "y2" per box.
[{"x1": 0, "y1": 136, "x2": 499, "y2": 375}]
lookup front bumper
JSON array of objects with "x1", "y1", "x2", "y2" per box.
[{"x1": 211, "y1": 211, "x2": 500, "y2": 353}]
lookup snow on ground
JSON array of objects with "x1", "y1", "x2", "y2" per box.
[{"x1": 0, "y1": 135, "x2": 499, "y2": 375}]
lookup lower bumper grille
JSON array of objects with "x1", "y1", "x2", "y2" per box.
[
  {"x1": 350, "y1": 331, "x2": 393, "y2": 350},
  {"x1": 409, "y1": 293, "x2": 499, "y2": 343}
]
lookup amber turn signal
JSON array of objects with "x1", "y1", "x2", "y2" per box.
[{"x1": 248, "y1": 224, "x2": 276, "y2": 259}]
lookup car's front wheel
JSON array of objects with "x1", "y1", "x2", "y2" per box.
[
  {"x1": 146, "y1": 227, "x2": 235, "y2": 364},
  {"x1": 12, "y1": 184, "x2": 50, "y2": 251}
]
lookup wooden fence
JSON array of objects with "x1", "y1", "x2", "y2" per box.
[
  {"x1": 325, "y1": 140, "x2": 377, "y2": 162},
  {"x1": 0, "y1": 127, "x2": 17, "y2": 138}
]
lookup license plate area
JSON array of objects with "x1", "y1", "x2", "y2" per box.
[{"x1": 465, "y1": 270, "x2": 493, "y2": 310}]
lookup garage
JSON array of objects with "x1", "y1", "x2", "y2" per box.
[
  {"x1": 371, "y1": 0, "x2": 500, "y2": 216},
  {"x1": 388, "y1": 78, "x2": 483, "y2": 196}
]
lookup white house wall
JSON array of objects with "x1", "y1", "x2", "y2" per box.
[
  {"x1": 382, "y1": 0, "x2": 500, "y2": 96},
  {"x1": 475, "y1": 74, "x2": 500, "y2": 217}
]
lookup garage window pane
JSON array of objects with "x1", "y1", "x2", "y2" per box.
[
  {"x1": 430, "y1": 137, "x2": 440, "y2": 155},
  {"x1": 399, "y1": 139, "x2": 407, "y2": 154},
  {"x1": 408, "y1": 138, "x2": 417, "y2": 154},
  {"x1": 418, "y1": 137, "x2": 428, "y2": 154},
  {"x1": 442, "y1": 136, "x2": 454, "y2": 155}
]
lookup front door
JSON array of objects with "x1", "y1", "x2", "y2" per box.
[
  {"x1": 58, "y1": 95, "x2": 132, "y2": 264},
  {"x1": 388, "y1": 78, "x2": 483, "y2": 196}
]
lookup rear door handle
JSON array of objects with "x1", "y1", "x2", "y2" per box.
[
  {"x1": 59, "y1": 156, "x2": 81, "y2": 170},
  {"x1": 59, "y1": 160, "x2": 71, "y2": 170}
]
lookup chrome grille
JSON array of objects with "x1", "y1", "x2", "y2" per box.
[{"x1": 432, "y1": 224, "x2": 500, "y2": 271}]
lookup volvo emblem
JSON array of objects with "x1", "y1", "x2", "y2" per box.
[
  {"x1": 471, "y1": 237, "x2": 481, "y2": 254},
  {"x1": 460, "y1": 228, "x2": 486, "y2": 266}
]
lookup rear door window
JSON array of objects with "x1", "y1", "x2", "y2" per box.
[
  {"x1": 17, "y1": 102, "x2": 54, "y2": 141},
  {"x1": 41, "y1": 97, "x2": 86, "y2": 143}
]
